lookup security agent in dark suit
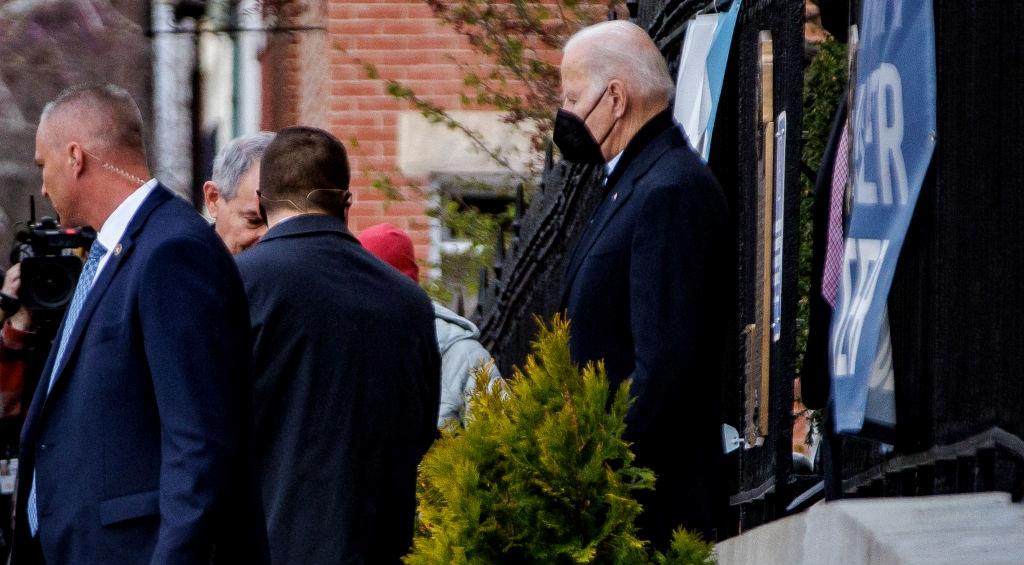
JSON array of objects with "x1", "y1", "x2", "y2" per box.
[
  {"x1": 13, "y1": 85, "x2": 268, "y2": 564},
  {"x1": 556, "y1": 22, "x2": 733, "y2": 546},
  {"x1": 236, "y1": 127, "x2": 441, "y2": 564}
]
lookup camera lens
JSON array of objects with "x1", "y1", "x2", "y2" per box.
[{"x1": 20, "y1": 256, "x2": 81, "y2": 310}]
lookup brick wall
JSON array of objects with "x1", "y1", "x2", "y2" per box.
[
  {"x1": 330, "y1": 0, "x2": 494, "y2": 260},
  {"x1": 259, "y1": 0, "x2": 590, "y2": 265},
  {"x1": 261, "y1": 0, "x2": 490, "y2": 261}
]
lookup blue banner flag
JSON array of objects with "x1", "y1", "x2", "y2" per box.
[{"x1": 830, "y1": 1, "x2": 937, "y2": 434}]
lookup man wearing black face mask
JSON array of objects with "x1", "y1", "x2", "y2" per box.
[{"x1": 555, "y1": 20, "x2": 733, "y2": 546}]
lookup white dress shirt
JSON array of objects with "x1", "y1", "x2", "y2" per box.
[
  {"x1": 90, "y1": 179, "x2": 158, "y2": 282},
  {"x1": 605, "y1": 150, "x2": 625, "y2": 180}
]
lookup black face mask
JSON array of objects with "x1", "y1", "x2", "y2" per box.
[{"x1": 553, "y1": 86, "x2": 616, "y2": 164}]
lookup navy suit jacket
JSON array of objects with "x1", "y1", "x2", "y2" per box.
[
  {"x1": 561, "y1": 110, "x2": 732, "y2": 542},
  {"x1": 13, "y1": 186, "x2": 269, "y2": 565},
  {"x1": 235, "y1": 214, "x2": 440, "y2": 565}
]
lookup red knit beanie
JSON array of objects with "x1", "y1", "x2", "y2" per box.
[{"x1": 357, "y1": 223, "x2": 420, "y2": 283}]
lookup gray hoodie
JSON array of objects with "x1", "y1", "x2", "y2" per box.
[{"x1": 433, "y1": 302, "x2": 502, "y2": 428}]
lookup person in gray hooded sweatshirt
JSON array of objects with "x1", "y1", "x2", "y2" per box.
[{"x1": 358, "y1": 223, "x2": 502, "y2": 427}]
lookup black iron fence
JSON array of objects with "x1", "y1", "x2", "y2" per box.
[
  {"x1": 834, "y1": 0, "x2": 1024, "y2": 503},
  {"x1": 474, "y1": 0, "x2": 806, "y2": 537},
  {"x1": 473, "y1": 0, "x2": 1024, "y2": 539}
]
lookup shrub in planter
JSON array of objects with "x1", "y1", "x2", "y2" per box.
[{"x1": 405, "y1": 316, "x2": 714, "y2": 564}]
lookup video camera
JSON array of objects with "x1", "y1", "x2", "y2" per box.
[{"x1": 8, "y1": 197, "x2": 96, "y2": 315}]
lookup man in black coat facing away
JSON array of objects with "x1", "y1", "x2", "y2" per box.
[
  {"x1": 236, "y1": 127, "x2": 441, "y2": 564},
  {"x1": 556, "y1": 21, "x2": 733, "y2": 545}
]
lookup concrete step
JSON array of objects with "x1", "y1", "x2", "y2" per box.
[{"x1": 717, "y1": 492, "x2": 1024, "y2": 565}]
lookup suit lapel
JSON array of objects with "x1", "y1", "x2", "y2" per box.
[
  {"x1": 562, "y1": 179, "x2": 637, "y2": 298},
  {"x1": 561, "y1": 140, "x2": 674, "y2": 305},
  {"x1": 42, "y1": 186, "x2": 171, "y2": 403}
]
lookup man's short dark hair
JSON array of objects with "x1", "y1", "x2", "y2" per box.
[
  {"x1": 42, "y1": 83, "x2": 146, "y2": 154},
  {"x1": 259, "y1": 126, "x2": 351, "y2": 217}
]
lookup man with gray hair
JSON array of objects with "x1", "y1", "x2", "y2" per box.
[
  {"x1": 203, "y1": 132, "x2": 274, "y2": 254},
  {"x1": 14, "y1": 83, "x2": 268, "y2": 564},
  {"x1": 555, "y1": 21, "x2": 733, "y2": 544}
]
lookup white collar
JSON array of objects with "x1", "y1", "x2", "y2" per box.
[
  {"x1": 96, "y1": 179, "x2": 158, "y2": 251},
  {"x1": 605, "y1": 151, "x2": 625, "y2": 178}
]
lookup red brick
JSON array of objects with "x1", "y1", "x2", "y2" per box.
[
  {"x1": 329, "y1": 111, "x2": 382, "y2": 128},
  {"x1": 268, "y1": 0, "x2": 563, "y2": 257},
  {"x1": 353, "y1": 125, "x2": 395, "y2": 140},
  {"x1": 348, "y1": 49, "x2": 477, "y2": 66},
  {"x1": 380, "y1": 19, "x2": 444, "y2": 36},
  {"x1": 349, "y1": 155, "x2": 389, "y2": 170},
  {"x1": 350, "y1": 200, "x2": 385, "y2": 214},
  {"x1": 331, "y1": 4, "x2": 410, "y2": 20},
  {"x1": 327, "y1": 98, "x2": 360, "y2": 112},
  {"x1": 412, "y1": 34, "x2": 470, "y2": 50},
  {"x1": 355, "y1": 96, "x2": 404, "y2": 111},
  {"x1": 349, "y1": 140, "x2": 382, "y2": 156},
  {"x1": 329, "y1": 19, "x2": 386, "y2": 35},
  {"x1": 402, "y1": 64, "x2": 461, "y2": 81},
  {"x1": 353, "y1": 35, "x2": 410, "y2": 50},
  {"x1": 349, "y1": 217, "x2": 390, "y2": 232},
  {"x1": 332, "y1": 80, "x2": 385, "y2": 96},
  {"x1": 376, "y1": 64, "x2": 413, "y2": 80},
  {"x1": 382, "y1": 201, "x2": 427, "y2": 216},
  {"x1": 422, "y1": 94, "x2": 463, "y2": 108},
  {"x1": 329, "y1": 64, "x2": 368, "y2": 81},
  {"x1": 398, "y1": 79, "x2": 466, "y2": 96},
  {"x1": 353, "y1": 187, "x2": 387, "y2": 201}
]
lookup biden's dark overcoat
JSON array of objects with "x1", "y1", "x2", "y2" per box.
[{"x1": 562, "y1": 110, "x2": 733, "y2": 544}]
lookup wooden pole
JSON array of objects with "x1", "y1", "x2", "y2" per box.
[{"x1": 758, "y1": 30, "x2": 775, "y2": 438}]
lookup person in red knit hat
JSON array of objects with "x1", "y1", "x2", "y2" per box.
[
  {"x1": 357, "y1": 223, "x2": 421, "y2": 282},
  {"x1": 358, "y1": 223, "x2": 502, "y2": 428}
]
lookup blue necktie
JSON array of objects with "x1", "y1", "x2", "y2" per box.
[{"x1": 27, "y1": 239, "x2": 107, "y2": 536}]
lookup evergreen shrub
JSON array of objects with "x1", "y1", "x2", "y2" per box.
[{"x1": 405, "y1": 316, "x2": 715, "y2": 564}]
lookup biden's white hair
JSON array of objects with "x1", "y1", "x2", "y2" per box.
[{"x1": 564, "y1": 20, "x2": 674, "y2": 106}]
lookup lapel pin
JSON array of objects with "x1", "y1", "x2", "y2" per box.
[
  {"x1": 113, "y1": 243, "x2": 122, "y2": 256},
  {"x1": 612, "y1": 192, "x2": 618, "y2": 201}
]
